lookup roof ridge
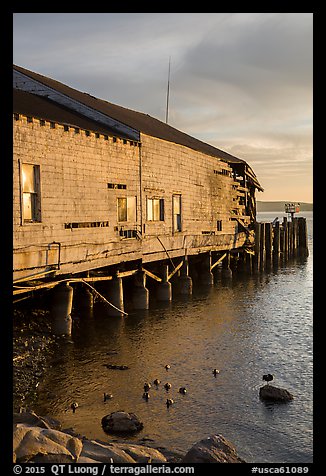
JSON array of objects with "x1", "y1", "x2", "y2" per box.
[{"x1": 13, "y1": 64, "x2": 263, "y2": 184}]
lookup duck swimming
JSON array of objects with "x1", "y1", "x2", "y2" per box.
[
  {"x1": 71, "y1": 402, "x2": 78, "y2": 413},
  {"x1": 144, "y1": 382, "x2": 151, "y2": 392}
]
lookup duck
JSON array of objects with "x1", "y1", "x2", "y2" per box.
[
  {"x1": 262, "y1": 374, "x2": 274, "y2": 385},
  {"x1": 71, "y1": 402, "x2": 78, "y2": 413},
  {"x1": 166, "y1": 398, "x2": 174, "y2": 408},
  {"x1": 179, "y1": 387, "x2": 187, "y2": 394},
  {"x1": 165, "y1": 364, "x2": 171, "y2": 371},
  {"x1": 144, "y1": 382, "x2": 151, "y2": 392},
  {"x1": 153, "y1": 378, "x2": 161, "y2": 386},
  {"x1": 164, "y1": 382, "x2": 172, "y2": 391},
  {"x1": 104, "y1": 392, "x2": 113, "y2": 402},
  {"x1": 213, "y1": 369, "x2": 220, "y2": 377},
  {"x1": 142, "y1": 392, "x2": 150, "y2": 401}
]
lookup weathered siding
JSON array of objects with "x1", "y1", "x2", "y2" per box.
[
  {"x1": 13, "y1": 114, "x2": 142, "y2": 280},
  {"x1": 13, "y1": 115, "x2": 248, "y2": 281},
  {"x1": 140, "y1": 134, "x2": 241, "y2": 259}
]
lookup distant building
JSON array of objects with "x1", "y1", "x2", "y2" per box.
[{"x1": 13, "y1": 65, "x2": 263, "y2": 282}]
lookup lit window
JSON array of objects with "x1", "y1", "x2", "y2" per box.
[
  {"x1": 117, "y1": 196, "x2": 136, "y2": 222},
  {"x1": 173, "y1": 194, "x2": 182, "y2": 232},
  {"x1": 147, "y1": 198, "x2": 164, "y2": 221},
  {"x1": 21, "y1": 163, "x2": 41, "y2": 222}
]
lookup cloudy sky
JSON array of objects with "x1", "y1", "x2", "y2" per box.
[{"x1": 13, "y1": 13, "x2": 313, "y2": 202}]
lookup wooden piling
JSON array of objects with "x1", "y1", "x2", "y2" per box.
[
  {"x1": 254, "y1": 222, "x2": 261, "y2": 271},
  {"x1": 272, "y1": 221, "x2": 280, "y2": 266},
  {"x1": 51, "y1": 282, "x2": 73, "y2": 335},
  {"x1": 132, "y1": 270, "x2": 149, "y2": 310},
  {"x1": 298, "y1": 217, "x2": 309, "y2": 257},
  {"x1": 245, "y1": 251, "x2": 253, "y2": 274},
  {"x1": 156, "y1": 264, "x2": 172, "y2": 301},
  {"x1": 178, "y1": 259, "x2": 193, "y2": 294},
  {"x1": 265, "y1": 222, "x2": 273, "y2": 266},
  {"x1": 222, "y1": 251, "x2": 232, "y2": 279},
  {"x1": 282, "y1": 217, "x2": 288, "y2": 261},
  {"x1": 201, "y1": 252, "x2": 214, "y2": 285},
  {"x1": 290, "y1": 219, "x2": 294, "y2": 256},
  {"x1": 293, "y1": 218, "x2": 299, "y2": 254},
  {"x1": 260, "y1": 222, "x2": 265, "y2": 271}
]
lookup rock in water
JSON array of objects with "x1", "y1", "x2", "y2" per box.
[
  {"x1": 101, "y1": 411, "x2": 144, "y2": 435},
  {"x1": 259, "y1": 384, "x2": 294, "y2": 402},
  {"x1": 182, "y1": 434, "x2": 245, "y2": 463}
]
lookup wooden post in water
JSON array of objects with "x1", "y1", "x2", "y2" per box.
[
  {"x1": 156, "y1": 264, "x2": 172, "y2": 301},
  {"x1": 222, "y1": 251, "x2": 232, "y2": 279},
  {"x1": 293, "y1": 218, "x2": 299, "y2": 255},
  {"x1": 298, "y1": 217, "x2": 309, "y2": 257},
  {"x1": 283, "y1": 217, "x2": 288, "y2": 261},
  {"x1": 245, "y1": 251, "x2": 253, "y2": 274},
  {"x1": 260, "y1": 222, "x2": 265, "y2": 271},
  {"x1": 265, "y1": 222, "x2": 273, "y2": 268},
  {"x1": 132, "y1": 269, "x2": 149, "y2": 310},
  {"x1": 273, "y1": 221, "x2": 280, "y2": 267},
  {"x1": 254, "y1": 222, "x2": 261, "y2": 272},
  {"x1": 76, "y1": 283, "x2": 94, "y2": 314},
  {"x1": 51, "y1": 282, "x2": 73, "y2": 335},
  {"x1": 236, "y1": 250, "x2": 246, "y2": 273},
  {"x1": 288, "y1": 220, "x2": 294, "y2": 259},
  {"x1": 178, "y1": 258, "x2": 193, "y2": 294},
  {"x1": 200, "y1": 251, "x2": 214, "y2": 285},
  {"x1": 98, "y1": 274, "x2": 125, "y2": 316}
]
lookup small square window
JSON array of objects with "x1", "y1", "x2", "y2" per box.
[{"x1": 147, "y1": 198, "x2": 164, "y2": 221}]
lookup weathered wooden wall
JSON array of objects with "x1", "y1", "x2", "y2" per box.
[{"x1": 13, "y1": 114, "x2": 249, "y2": 281}]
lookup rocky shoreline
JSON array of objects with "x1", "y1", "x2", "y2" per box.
[{"x1": 13, "y1": 410, "x2": 245, "y2": 463}]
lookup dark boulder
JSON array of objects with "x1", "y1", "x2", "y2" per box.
[
  {"x1": 182, "y1": 434, "x2": 246, "y2": 463},
  {"x1": 101, "y1": 411, "x2": 144, "y2": 435},
  {"x1": 259, "y1": 384, "x2": 294, "y2": 402}
]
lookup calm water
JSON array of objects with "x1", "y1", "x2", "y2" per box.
[{"x1": 34, "y1": 212, "x2": 313, "y2": 463}]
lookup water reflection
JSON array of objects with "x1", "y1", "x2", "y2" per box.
[{"x1": 34, "y1": 216, "x2": 313, "y2": 464}]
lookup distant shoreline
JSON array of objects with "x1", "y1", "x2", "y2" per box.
[{"x1": 257, "y1": 201, "x2": 313, "y2": 212}]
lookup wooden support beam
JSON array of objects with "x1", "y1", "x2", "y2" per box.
[
  {"x1": 168, "y1": 260, "x2": 184, "y2": 280},
  {"x1": 142, "y1": 268, "x2": 162, "y2": 282},
  {"x1": 244, "y1": 248, "x2": 255, "y2": 256},
  {"x1": 210, "y1": 252, "x2": 227, "y2": 271}
]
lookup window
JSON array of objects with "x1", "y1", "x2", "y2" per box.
[
  {"x1": 217, "y1": 220, "x2": 223, "y2": 231},
  {"x1": 147, "y1": 198, "x2": 164, "y2": 221},
  {"x1": 173, "y1": 194, "x2": 182, "y2": 232},
  {"x1": 21, "y1": 163, "x2": 41, "y2": 222},
  {"x1": 117, "y1": 196, "x2": 136, "y2": 222}
]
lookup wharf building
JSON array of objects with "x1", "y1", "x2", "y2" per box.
[{"x1": 13, "y1": 65, "x2": 264, "y2": 330}]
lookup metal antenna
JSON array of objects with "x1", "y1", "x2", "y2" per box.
[{"x1": 165, "y1": 56, "x2": 171, "y2": 124}]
